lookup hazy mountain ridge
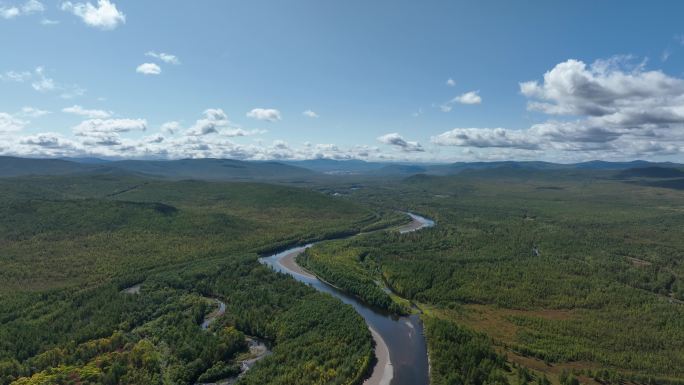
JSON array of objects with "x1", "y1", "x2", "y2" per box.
[
  {"x1": 0, "y1": 157, "x2": 314, "y2": 180},
  {"x1": 1, "y1": 156, "x2": 682, "y2": 180}
]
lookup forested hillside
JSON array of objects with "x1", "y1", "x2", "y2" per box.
[
  {"x1": 0, "y1": 174, "x2": 379, "y2": 385},
  {"x1": 301, "y1": 171, "x2": 684, "y2": 384}
]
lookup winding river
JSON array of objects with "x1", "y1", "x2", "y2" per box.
[{"x1": 259, "y1": 213, "x2": 434, "y2": 385}]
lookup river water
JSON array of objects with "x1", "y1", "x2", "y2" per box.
[{"x1": 259, "y1": 213, "x2": 433, "y2": 385}]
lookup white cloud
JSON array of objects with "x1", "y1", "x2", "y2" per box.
[
  {"x1": 225, "y1": 128, "x2": 266, "y2": 137},
  {"x1": 0, "y1": 0, "x2": 43, "y2": 19},
  {"x1": 161, "y1": 121, "x2": 181, "y2": 135},
  {"x1": 72, "y1": 118, "x2": 147, "y2": 136},
  {"x1": 144, "y1": 134, "x2": 164, "y2": 144},
  {"x1": 31, "y1": 66, "x2": 55, "y2": 92},
  {"x1": 136, "y1": 63, "x2": 161, "y2": 75},
  {"x1": 63, "y1": 105, "x2": 112, "y2": 119},
  {"x1": 439, "y1": 90, "x2": 482, "y2": 111},
  {"x1": 184, "y1": 109, "x2": 268, "y2": 137},
  {"x1": 145, "y1": 51, "x2": 180, "y2": 65},
  {"x1": 0, "y1": 125, "x2": 414, "y2": 162},
  {"x1": 446, "y1": 78, "x2": 456, "y2": 87},
  {"x1": 19, "y1": 107, "x2": 50, "y2": 117},
  {"x1": 61, "y1": 0, "x2": 125, "y2": 30},
  {"x1": 454, "y1": 90, "x2": 482, "y2": 105},
  {"x1": 0, "y1": 6, "x2": 20, "y2": 18},
  {"x1": 433, "y1": 56, "x2": 684, "y2": 159},
  {"x1": 40, "y1": 18, "x2": 59, "y2": 25},
  {"x1": 0, "y1": 70, "x2": 32, "y2": 82},
  {"x1": 1, "y1": 67, "x2": 84, "y2": 97},
  {"x1": 22, "y1": 0, "x2": 44, "y2": 13},
  {"x1": 0, "y1": 112, "x2": 27, "y2": 133},
  {"x1": 303, "y1": 109, "x2": 319, "y2": 118},
  {"x1": 528, "y1": 121, "x2": 621, "y2": 144},
  {"x1": 246, "y1": 108, "x2": 281, "y2": 122},
  {"x1": 187, "y1": 108, "x2": 230, "y2": 136},
  {"x1": 377, "y1": 133, "x2": 424, "y2": 152},
  {"x1": 519, "y1": 57, "x2": 684, "y2": 123},
  {"x1": 21, "y1": 133, "x2": 77, "y2": 149},
  {"x1": 432, "y1": 128, "x2": 539, "y2": 150}
]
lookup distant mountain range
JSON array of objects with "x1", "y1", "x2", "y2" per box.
[
  {"x1": 288, "y1": 159, "x2": 684, "y2": 176},
  {"x1": 0, "y1": 156, "x2": 682, "y2": 180},
  {"x1": 0, "y1": 156, "x2": 314, "y2": 180}
]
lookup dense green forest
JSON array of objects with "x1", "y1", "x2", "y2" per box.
[
  {"x1": 0, "y1": 174, "x2": 378, "y2": 385},
  {"x1": 301, "y1": 170, "x2": 684, "y2": 383},
  {"x1": 4, "y1": 168, "x2": 684, "y2": 385}
]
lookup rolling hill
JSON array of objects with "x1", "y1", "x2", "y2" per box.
[{"x1": 0, "y1": 157, "x2": 314, "y2": 181}]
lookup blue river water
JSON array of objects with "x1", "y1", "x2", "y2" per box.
[{"x1": 259, "y1": 213, "x2": 434, "y2": 385}]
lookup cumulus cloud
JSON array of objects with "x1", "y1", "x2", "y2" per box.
[
  {"x1": 454, "y1": 90, "x2": 482, "y2": 104},
  {"x1": 0, "y1": 112, "x2": 27, "y2": 133},
  {"x1": 440, "y1": 90, "x2": 482, "y2": 111},
  {"x1": 432, "y1": 56, "x2": 684, "y2": 159},
  {"x1": 144, "y1": 134, "x2": 164, "y2": 144},
  {"x1": 1, "y1": 125, "x2": 410, "y2": 162},
  {"x1": 446, "y1": 78, "x2": 456, "y2": 87},
  {"x1": 528, "y1": 121, "x2": 621, "y2": 144},
  {"x1": 303, "y1": 110, "x2": 319, "y2": 118},
  {"x1": 181, "y1": 109, "x2": 268, "y2": 137},
  {"x1": 187, "y1": 109, "x2": 230, "y2": 136},
  {"x1": 145, "y1": 51, "x2": 180, "y2": 65},
  {"x1": 136, "y1": 63, "x2": 161, "y2": 75},
  {"x1": 63, "y1": 105, "x2": 111, "y2": 119},
  {"x1": 247, "y1": 108, "x2": 281, "y2": 122},
  {"x1": 377, "y1": 133, "x2": 424, "y2": 152},
  {"x1": 61, "y1": 0, "x2": 125, "y2": 30},
  {"x1": 0, "y1": 6, "x2": 20, "y2": 18},
  {"x1": 519, "y1": 57, "x2": 684, "y2": 125},
  {"x1": 72, "y1": 118, "x2": 147, "y2": 136},
  {"x1": 224, "y1": 128, "x2": 265, "y2": 137},
  {"x1": 432, "y1": 128, "x2": 539, "y2": 150},
  {"x1": 21, "y1": 133, "x2": 77, "y2": 149},
  {"x1": 81, "y1": 134, "x2": 121, "y2": 146},
  {"x1": 0, "y1": 0, "x2": 44, "y2": 19},
  {"x1": 161, "y1": 121, "x2": 181, "y2": 135}
]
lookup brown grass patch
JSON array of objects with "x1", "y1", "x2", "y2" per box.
[
  {"x1": 425, "y1": 304, "x2": 575, "y2": 346},
  {"x1": 422, "y1": 303, "x2": 610, "y2": 385}
]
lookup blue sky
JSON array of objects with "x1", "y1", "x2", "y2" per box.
[{"x1": 2, "y1": 0, "x2": 684, "y2": 162}]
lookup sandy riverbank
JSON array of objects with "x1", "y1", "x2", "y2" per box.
[
  {"x1": 398, "y1": 213, "x2": 435, "y2": 234},
  {"x1": 364, "y1": 327, "x2": 393, "y2": 385},
  {"x1": 279, "y1": 247, "x2": 317, "y2": 279}
]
